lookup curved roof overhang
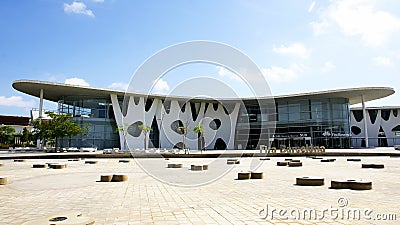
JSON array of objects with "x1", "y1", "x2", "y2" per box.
[{"x1": 12, "y1": 80, "x2": 395, "y2": 105}]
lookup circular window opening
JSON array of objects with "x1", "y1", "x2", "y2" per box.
[{"x1": 209, "y1": 119, "x2": 221, "y2": 130}]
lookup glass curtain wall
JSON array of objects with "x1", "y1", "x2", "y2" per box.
[
  {"x1": 57, "y1": 96, "x2": 120, "y2": 150},
  {"x1": 236, "y1": 97, "x2": 351, "y2": 149}
]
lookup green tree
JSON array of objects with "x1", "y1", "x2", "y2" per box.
[
  {"x1": 21, "y1": 128, "x2": 35, "y2": 146},
  {"x1": 193, "y1": 123, "x2": 204, "y2": 153},
  {"x1": 0, "y1": 125, "x2": 15, "y2": 145},
  {"x1": 138, "y1": 124, "x2": 152, "y2": 150},
  {"x1": 32, "y1": 112, "x2": 84, "y2": 151}
]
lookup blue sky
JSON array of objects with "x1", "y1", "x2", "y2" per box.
[{"x1": 1, "y1": 0, "x2": 400, "y2": 116}]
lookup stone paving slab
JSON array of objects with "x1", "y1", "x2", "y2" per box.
[{"x1": 0, "y1": 155, "x2": 399, "y2": 224}]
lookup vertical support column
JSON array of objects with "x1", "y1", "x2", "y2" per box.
[
  {"x1": 361, "y1": 95, "x2": 369, "y2": 148},
  {"x1": 37, "y1": 88, "x2": 44, "y2": 149}
]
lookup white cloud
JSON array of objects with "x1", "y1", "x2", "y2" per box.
[
  {"x1": 91, "y1": 0, "x2": 104, "y2": 2},
  {"x1": 217, "y1": 66, "x2": 241, "y2": 81},
  {"x1": 64, "y1": 2, "x2": 95, "y2": 17},
  {"x1": 64, "y1": 77, "x2": 90, "y2": 86},
  {"x1": 0, "y1": 96, "x2": 35, "y2": 108},
  {"x1": 321, "y1": 61, "x2": 336, "y2": 73},
  {"x1": 312, "y1": 0, "x2": 400, "y2": 46},
  {"x1": 152, "y1": 79, "x2": 170, "y2": 93},
  {"x1": 108, "y1": 82, "x2": 128, "y2": 90},
  {"x1": 308, "y1": 1, "x2": 316, "y2": 13},
  {"x1": 372, "y1": 56, "x2": 393, "y2": 67},
  {"x1": 310, "y1": 20, "x2": 330, "y2": 35},
  {"x1": 262, "y1": 64, "x2": 305, "y2": 83},
  {"x1": 272, "y1": 43, "x2": 311, "y2": 59}
]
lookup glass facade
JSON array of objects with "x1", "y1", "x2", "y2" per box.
[
  {"x1": 57, "y1": 96, "x2": 120, "y2": 150},
  {"x1": 236, "y1": 97, "x2": 351, "y2": 149},
  {"x1": 56, "y1": 95, "x2": 351, "y2": 150}
]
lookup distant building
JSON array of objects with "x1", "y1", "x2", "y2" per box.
[
  {"x1": 0, "y1": 115, "x2": 32, "y2": 133},
  {"x1": 350, "y1": 107, "x2": 400, "y2": 147}
]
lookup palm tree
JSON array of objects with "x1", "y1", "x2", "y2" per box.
[
  {"x1": 138, "y1": 124, "x2": 152, "y2": 150},
  {"x1": 116, "y1": 123, "x2": 129, "y2": 150},
  {"x1": 193, "y1": 123, "x2": 204, "y2": 153},
  {"x1": 178, "y1": 124, "x2": 188, "y2": 152}
]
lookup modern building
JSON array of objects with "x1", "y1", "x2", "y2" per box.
[
  {"x1": 12, "y1": 80, "x2": 395, "y2": 150},
  {"x1": 351, "y1": 107, "x2": 400, "y2": 147}
]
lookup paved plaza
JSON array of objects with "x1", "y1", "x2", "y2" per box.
[{"x1": 0, "y1": 150, "x2": 399, "y2": 224}]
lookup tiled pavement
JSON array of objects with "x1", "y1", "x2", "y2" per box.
[{"x1": 0, "y1": 154, "x2": 399, "y2": 224}]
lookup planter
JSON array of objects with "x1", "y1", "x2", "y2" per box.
[{"x1": 296, "y1": 177, "x2": 324, "y2": 186}]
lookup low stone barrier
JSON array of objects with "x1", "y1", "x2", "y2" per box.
[
  {"x1": 32, "y1": 164, "x2": 47, "y2": 168},
  {"x1": 296, "y1": 177, "x2": 324, "y2": 186},
  {"x1": 167, "y1": 163, "x2": 183, "y2": 168},
  {"x1": 14, "y1": 159, "x2": 26, "y2": 162},
  {"x1": 347, "y1": 158, "x2": 361, "y2": 162},
  {"x1": 288, "y1": 161, "x2": 303, "y2": 167},
  {"x1": 361, "y1": 164, "x2": 384, "y2": 169},
  {"x1": 202, "y1": 165, "x2": 208, "y2": 170},
  {"x1": 227, "y1": 159, "x2": 240, "y2": 165},
  {"x1": 191, "y1": 165, "x2": 203, "y2": 171},
  {"x1": 277, "y1": 161, "x2": 289, "y2": 166},
  {"x1": 49, "y1": 164, "x2": 66, "y2": 169},
  {"x1": 111, "y1": 174, "x2": 128, "y2": 182},
  {"x1": 85, "y1": 160, "x2": 98, "y2": 164},
  {"x1": 100, "y1": 175, "x2": 113, "y2": 182},
  {"x1": 237, "y1": 172, "x2": 251, "y2": 180},
  {"x1": 259, "y1": 157, "x2": 270, "y2": 160},
  {"x1": 250, "y1": 171, "x2": 263, "y2": 179},
  {"x1": 330, "y1": 179, "x2": 372, "y2": 190},
  {"x1": 267, "y1": 146, "x2": 325, "y2": 155},
  {"x1": 321, "y1": 159, "x2": 336, "y2": 162},
  {"x1": 0, "y1": 177, "x2": 7, "y2": 185},
  {"x1": 119, "y1": 159, "x2": 130, "y2": 163},
  {"x1": 0, "y1": 163, "x2": 3, "y2": 167}
]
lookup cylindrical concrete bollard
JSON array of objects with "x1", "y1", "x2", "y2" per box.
[
  {"x1": 100, "y1": 175, "x2": 113, "y2": 182},
  {"x1": 277, "y1": 161, "x2": 289, "y2": 166},
  {"x1": 0, "y1": 177, "x2": 7, "y2": 185},
  {"x1": 237, "y1": 172, "x2": 251, "y2": 180},
  {"x1": 250, "y1": 172, "x2": 264, "y2": 179},
  {"x1": 296, "y1": 177, "x2": 324, "y2": 186},
  {"x1": 288, "y1": 161, "x2": 302, "y2": 167},
  {"x1": 32, "y1": 164, "x2": 47, "y2": 168},
  {"x1": 111, "y1": 174, "x2": 128, "y2": 182}
]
